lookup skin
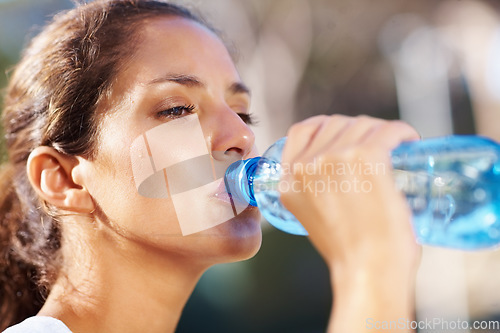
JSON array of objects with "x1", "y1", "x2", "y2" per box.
[
  {"x1": 26, "y1": 16, "x2": 420, "y2": 333},
  {"x1": 280, "y1": 115, "x2": 421, "y2": 332}
]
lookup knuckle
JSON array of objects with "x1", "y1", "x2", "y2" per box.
[
  {"x1": 328, "y1": 114, "x2": 353, "y2": 127},
  {"x1": 334, "y1": 148, "x2": 359, "y2": 162},
  {"x1": 329, "y1": 114, "x2": 350, "y2": 122},
  {"x1": 287, "y1": 121, "x2": 315, "y2": 138},
  {"x1": 355, "y1": 115, "x2": 384, "y2": 128},
  {"x1": 315, "y1": 153, "x2": 340, "y2": 171},
  {"x1": 286, "y1": 115, "x2": 330, "y2": 139},
  {"x1": 286, "y1": 122, "x2": 304, "y2": 138},
  {"x1": 301, "y1": 115, "x2": 330, "y2": 127},
  {"x1": 387, "y1": 120, "x2": 418, "y2": 135},
  {"x1": 338, "y1": 146, "x2": 377, "y2": 165},
  {"x1": 355, "y1": 114, "x2": 374, "y2": 122}
]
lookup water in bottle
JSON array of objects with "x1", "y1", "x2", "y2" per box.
[{"x1": 224, "y1": 136, "x2": 500, "y2": 250}]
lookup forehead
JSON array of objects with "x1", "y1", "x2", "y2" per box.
[{"x1": 123, "y1": 17, "x2": 239, "y2": 84}]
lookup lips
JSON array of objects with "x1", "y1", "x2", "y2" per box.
[{"x1": 212, "y1": 179, "x2": 232, "y2": 203}]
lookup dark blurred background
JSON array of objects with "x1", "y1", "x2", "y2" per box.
[{"x1": 2, "y1": 0, "x2": 500, "y2": 332}]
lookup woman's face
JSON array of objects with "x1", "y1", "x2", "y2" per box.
[{"x1": 79, "y1": 17, "x2": 262, "y2": 262}]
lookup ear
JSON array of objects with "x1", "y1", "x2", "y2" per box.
[{"x1": 27, "y1": 146, "x2": 95, "y2": 214}]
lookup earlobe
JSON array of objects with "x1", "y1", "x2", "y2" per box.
[{"x1": 27, "y1": 147, "x2": 95, "y2": 214}]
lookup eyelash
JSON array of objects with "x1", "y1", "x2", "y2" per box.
[
  {"x1": 157, "y1": 104, "x2": 257, "y2": 126},
  {"x1": 157, "y1": 104, "x2": 196, "y2": 119},
  {"x1": 238, "y1": 113, "x2": 257, "y2": 126}
]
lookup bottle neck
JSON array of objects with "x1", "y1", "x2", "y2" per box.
[{"x1": 224, "y1": 157, "x2": 261, "y2": 207}]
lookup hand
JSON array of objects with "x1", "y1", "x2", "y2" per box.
[{"x1": 279, "y1": 114, "x2": 421, "y2": 332}]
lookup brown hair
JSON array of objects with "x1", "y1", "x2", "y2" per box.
[{"x1": 0, "y1": 0, "x2": 208, "y2": 329}]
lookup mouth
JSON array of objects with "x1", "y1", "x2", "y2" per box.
[{"x1": 212, "y1": 179, "x2": 233, "y2": 204}]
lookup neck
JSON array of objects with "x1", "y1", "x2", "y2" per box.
[{"x1": 39, "y1": 220, "x2": 208, "y2": 333}]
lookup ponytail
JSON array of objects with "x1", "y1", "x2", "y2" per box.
[{"x1": 0, "y1": 163, "x2": 61, "y2": 330}]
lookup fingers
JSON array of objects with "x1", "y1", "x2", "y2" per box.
[
  {"x1": 281, "y1": 115, "x2": 330, "y2": 168},
  {"x1": 327, "y1": 115, "x2": 384, "y2": 150},
  {"x1": 278, "y1": 114, "x2": 421, "y2": 279},
  {"x1": 283, "y1": 115, "x2": 419, "y2": 167},
  {"x1": 282, "y1": 114, "x2": 360, "y2": 166},
  {"x1": 361, "y1": 120, "x2": 421, "y2": 151},
  {"x1": 303, "y1": 115, "x2": 356, "y2": 154}
]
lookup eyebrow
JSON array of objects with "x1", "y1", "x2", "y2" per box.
[
  {"x1": 228, "y1": 82, "x2": 251, "y2": 96},
  {"x1": 147, "y1": 74, "x2": 204, "y2": 88},
  {"x1": 146, "y1": 73, "x2": 251, "y2": 96}
]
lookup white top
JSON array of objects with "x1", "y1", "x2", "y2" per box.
[{"x1": 3, "y1": 316, "x2": 72, "y2": 333}]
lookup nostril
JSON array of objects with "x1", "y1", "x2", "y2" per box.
[
  {"x1": 211, "y1": 149, "x2": 242, "y2": 161},
  {"x1": 211, "y1": 149, "x2": 245, "y2": 180},
  {"x1": 225, "y1": 148, "x2": 243, "y2": 156}
]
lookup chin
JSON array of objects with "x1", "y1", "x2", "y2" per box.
[{"x1": 208, "y1": 206, "x2": 263, "y2": 263}]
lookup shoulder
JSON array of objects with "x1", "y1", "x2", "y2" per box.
[{"x1": 3, "y1": 317, "x2": 72, "y2": 333}]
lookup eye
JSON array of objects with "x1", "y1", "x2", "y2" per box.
[
  {"x1": 238, "y1": 112, "x2": 257, "y2": 126},
  {"x1": 157, "y1": 104, "x2": 195, "y2": 119}
]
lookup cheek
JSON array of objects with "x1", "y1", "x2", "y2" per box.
[
  {"x1": 88, "y1": 131, "x2": 184, "y2": 237},
  {"x1": 88, "y1": 156, "x2": 184, "y2": 237},
  {"x1": 123, "y1": 197, "x2": 184, "y2": 237}
]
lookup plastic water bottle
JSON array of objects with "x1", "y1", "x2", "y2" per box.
[{"x1": 224, "y1": 136, "x2": 500, "y2": 250}]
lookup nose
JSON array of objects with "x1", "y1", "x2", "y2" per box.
[{"x1": 202, "y1": 106, "x2": 255, "y2": 161}]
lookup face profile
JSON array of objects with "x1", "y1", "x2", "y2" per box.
[{"x1": 75, "y1": 16, "x2": 262, "y2": 251}]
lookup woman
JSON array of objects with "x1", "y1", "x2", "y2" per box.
[{"x1": 0, "y1": 0, "x2": 420, "y2": 332}]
